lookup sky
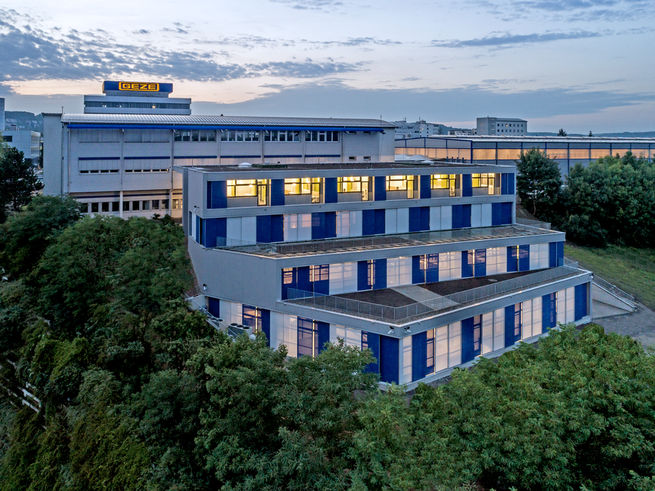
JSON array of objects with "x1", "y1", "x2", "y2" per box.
[{"x1": 1, "y1": 0, "x2": 655, "y2": 132}]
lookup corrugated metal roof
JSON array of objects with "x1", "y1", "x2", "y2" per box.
[
  {"x1": 61, "y1": 113, "x2": 395, "y2": 128},
  {"x1": 396, "y1": 135, "x2": 655, "y2": 144}
]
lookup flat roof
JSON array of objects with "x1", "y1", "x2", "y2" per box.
[
  {"x1": 478, "y1": 117, "x2": 527, "y2": 122},
  {"x1": 220, "y1": 224, "x2": 559, "y2": 258},
  {"x1": 285, "y1": 266, "x2": 585, "y2": 324},
  {"x1": 180, "y1": 161, "x2": 515, "y2": 173},
  {"x1": 396, "y1": 135, "x2": 655, "y2": 144},
  {"x1": 60, "y1": 113, "x2": 395, "y2": 129}
]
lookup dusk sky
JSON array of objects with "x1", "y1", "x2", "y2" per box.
[{"x1": 1, "y1": 0, "x2": 655, "y2": 132}]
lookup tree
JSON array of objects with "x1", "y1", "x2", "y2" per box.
[
  {"x1": 0, "y1": 147, "x2": 43, "y2": 223},
  {"x1": 558, "y1": 128, "x2": 567, "y2": 136},
  {"x1": 0, "y1": 195, "x2": 80, "y2": 277},
  {"x1": 516, "y1": 148, "x2": 562, "y2": 220},
  {"x1": 588, "y1": 130, "x2": 593, "y2": 137}
]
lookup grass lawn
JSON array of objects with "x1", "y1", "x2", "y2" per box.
[{"x1": 565, "y1": 244, "x2": 655, "y2": 310}]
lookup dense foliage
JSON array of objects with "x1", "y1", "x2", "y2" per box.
[
  {"x1": 0, "y1": 197, "x2": 653, "y2": 489},
  {"x1": 0, "y1": 146, "x2": 43, "y2": 223},
  {"x1": 517, "y1": 150, "x2": 655, "y2": 247}
]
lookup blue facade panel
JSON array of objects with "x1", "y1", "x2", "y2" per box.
[
  {"x1": 271, "y1": 179, "x2": 285, "y2": 206},
  {"x1": 461, "y1": 316, "x2": 481, "y2": 363},
  {"x1": 501, "y1": 173, "x2": 515, "y2": 195},
  {"x1": 374, "y1": 176, "x2": 386, "y2": 201},
  {"x1": 324, "y1": 177, "x2": 338, "y2": 203},
  {"x1": 462, "y1": 250, "x2": 474, "y2": 278},
  {"x1": 507, "y1": 246, "x2": 517, "y2": 272},
  {"x1": 379, "y1": 335, "x2": 399, "y2": 384},
  {"x1": 412, "y1": 332, "x2": 427, "y2": 382},
  {"x1": 256, "y1": 215, "x2": 283, "y2": 243},
  {"x1": 317, "y1": 321, "x2": 330, "y2": 353},
  {"x1": 412, "y1": 256, "x2": 423, "y2": 284},
  {"x1": 575, "y1": 284, "x2": 588, "y2": 320},
  {"x1": 475, "y1": 249, "x2": 487, "y2": 277},
  {"x1": 207, "y1": 181, "x2": 227, "y2": 209},
  {"x1": 374, "y1": 258, "x2": 387, "y2": 290},
  {"x1": 549, "y1": 241, "x2": 565, "y2": 267},
  {"x1": 492, "y1": 202, "x2": 513, "y2": 226},
  {"x1": 311, "y1": 212, "x2": 336, "y2": 240},
  {"x1": 201, "y1": 218, "x2": 226, "y2": 247},
  {"x1": 425, "y1": 254, "x2": 439, "y2": 283},
  {"x1": 261, "y1": 309, "x2": 270, "y2": 346},
  {"x1": 195, "y1": 216, "x2": 202, "y2": 243},
  {"x1": 542, "y1": 293, "x2": 556, "y2": 332},
  {"x1": 452, "y1": 204, "x2": 472, "y2": 229},
  {"x1": 357, "y1": 261, "x2": 369, "y2": 290},
  {"x1": 207, "y1": 297, "x2": 220, "y2": 317},
  {"x1": 462, "y1": 174, "x2": 473, "y2": 197},
  {"x1": 420, "y1": 174, "x2": 431, "y2": 199},
  {"x1": 519, "y1": 244, "x2": 530, "y2": 271},
  {"x1": 362, "y1": 332, "x2": 380, "y2": 374},
  {"x1": 409, "y1": 206, "x2": 429, "y2": 232},
  {"x1": 362, "y1": 209, "x2": 385, "y2": 235},
  {"x1": 504, "y1": 304, "x2": 521, "y2": 347}
]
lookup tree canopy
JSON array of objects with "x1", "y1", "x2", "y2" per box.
[
  {"x1": 0, "y1": 147, "x2": 43, "y2": 223},
  {"x1": 516, "y1": 148, "x2": 562, "y2": 219}
]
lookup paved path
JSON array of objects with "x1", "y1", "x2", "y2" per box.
[{"x1": 594, "y1": 303, "x2": 655, "y2": 348}]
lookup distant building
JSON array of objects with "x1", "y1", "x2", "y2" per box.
[
  {"x1": 84, "y1": 81, "x2": 191, "y2": 115},
  {"x1": 1, "y1": 97, "x2": 41, "y2": 164},
  {"x1": 394, "y1": 120, "x2": 448, "y2": 139},
  {"x1": 477, "y1": 117, "x2": 527, "y2": 136}
]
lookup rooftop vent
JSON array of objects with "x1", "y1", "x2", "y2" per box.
[{"x1": 238, "y1": 162, "x2": 253, "y2": 168}]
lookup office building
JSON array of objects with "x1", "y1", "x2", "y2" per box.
[
  {"x1": 1, "y1": 97, "x2": 41, "y2": 165},
  {"x1": 183, "y1": 162, "x2": 592, "y2": 388},
  {"x1": 395, "y1": 135, "x2": 655, "y2": 175},
  {"x1": 477, "y1": 117, "x2": 527, "y2": 136},
  {"x1": 42, "y1": 81, "x2": 396, "y2": 218},
  {"x1": 394, "y1": 120, "x2": 448, "y2": 139}
]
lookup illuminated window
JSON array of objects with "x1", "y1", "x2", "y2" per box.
[
  {"x1": 310, "y1": 264, "x2": 329, "y2": 282},
  {"x1": 227, "y1": 179, "x2": 258, "y2": 197},
  {"x1": 386, "y1": 175, "x2": 415, "y2": 197},
  {"x1": 284, "y1": 178, "x2": 321, "y2": 201},
  {"x1": 338, "y1": 176, "x2": 364, "y2": 192},
  {"x1": 472, "y1": 173, "x2": 495, "y2": 194},
  {"x1": 242, "y1": 305, "x2": 262, "y2": 333},
  {"x1": 431, "y1": 174, "x2": 457, "y2": 197},
  {"x1": 282, "y1": 268, "x2": 294, "y2": 285}
]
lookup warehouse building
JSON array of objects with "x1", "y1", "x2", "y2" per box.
[
  {"x1": 396, "y1": 135, "x2": 655, "y2": 175},
  {"x1": 42, "y1": 81, "x2": 396, "y2": 218}
]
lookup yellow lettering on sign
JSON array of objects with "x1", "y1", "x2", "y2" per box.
[{"x1": 118, "y1": 82, "x2": 160, "y2": 92}]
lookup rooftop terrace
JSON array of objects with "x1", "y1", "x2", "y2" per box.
[{"x1": 220, "y1": 224, "x2": 559, "y2": 258}]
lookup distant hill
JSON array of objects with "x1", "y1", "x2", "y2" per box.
[{"x1": 4, "y1": 111, "x2": 43, "y2": 133}]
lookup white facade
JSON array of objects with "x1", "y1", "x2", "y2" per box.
[
  {"x1": 3, "y1": 129, "x2": 40, "y2": 164},
  {"x1": 477, "y1": 117, "x2": 527, "y2": 136}
]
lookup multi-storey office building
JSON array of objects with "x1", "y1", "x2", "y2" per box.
[
  {"x1": 396, "y1": 135, "x2": 655, "y2": 175},
  {"x1": 183, "y1": 162, "x2": 592, "y2": 388},
  {"x1": 42, "y1": 113, "x2": 395, "y2": 219},
  {"x1": 477, "y1": 117, "x2": 527, "y2": 136}
]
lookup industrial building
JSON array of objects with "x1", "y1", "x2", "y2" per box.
[
  {"x1": 396, "y1": 135, "x2": 655, "y2": 175},
  {"x1": 0, "y1": 97, "x2": 41, "y2": 165},
  {"x1": 183, "y1": 162, "x2": 592, "y2": 388},
  {"x1": 42, "y1": 82, "x2": 395, "y2": 218}
]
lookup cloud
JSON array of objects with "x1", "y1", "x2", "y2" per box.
[
  {"x1": 0, "y1": 9, "x2": 362, "y2": 83},
  {"x1": 269, "y1": 0, "x2": 343, "y2": 11},
  {"x1": 190, "y1": 80, "x2": 655, "y2": 125},
  {"x1": 432, "y1": 30, "x2": 603, "y2": 48}
]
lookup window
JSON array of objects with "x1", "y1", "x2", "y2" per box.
[
  {"x1": 91, "y1": 202, "x2": 98, "y2": 213},
  {"x1": 472, "y1": 173, "x2": 495, "y2": 194},
  {"x1": 152, "y1": 200, "x2": 160, "y2": 210},
  {"x1": 264, "y1": 130, "x2": 300, "y2": 142},
  {"x1": 297, "y1": 318, "x2": 318, "y2": 358},
  {"x1": 174, "y1": 130, "x2": 216, "y2": 142},
  {"x1": 220, "y1": 130, "x2": 260, "y2": 142},
  {"x1": 162, "y1": 199, "x2": 169, "y2": 210},
  {"x1": 306, "y1": 131, "x2": 339, "y2": 142},
  {"x1": 431, "y1": 174, "x2": 457, "y2": 196},
  {"x1": 111, "y1": 202, "x2": 119, "y2": 212},
  {"x1": 242, "y1": 305, "x2": 262, "y2": 333},
  {"x1": 132, "y1": 200, "x2": 140, "y2": 211},
  {"x1": 514, "y1": 304, "x2": 522, "y2": 339},
  {"x1": 338, "y1": 177, "x2": 369, "y2": 200},
  {"x1": 142, "y1": 200, "x2": 150, "y2": 211},
  {"x1": 80, "y1": 202, "x2": 89, "y2": 213},
  {"x1": 227, "y1": 179, "x2": 258, "y2": 197},
  {"x1": 284, "y1": 178, "x2": 321, "y2": 201},
  {"x1": 123, "y1": 201, "x2": 129, "y2": 212},
  {"x1": 172, "y1": 199, "x2": 183, "y2": 209},
  {"x1": 386, "y1": 175, "x2": 415, "y2": 198}
]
